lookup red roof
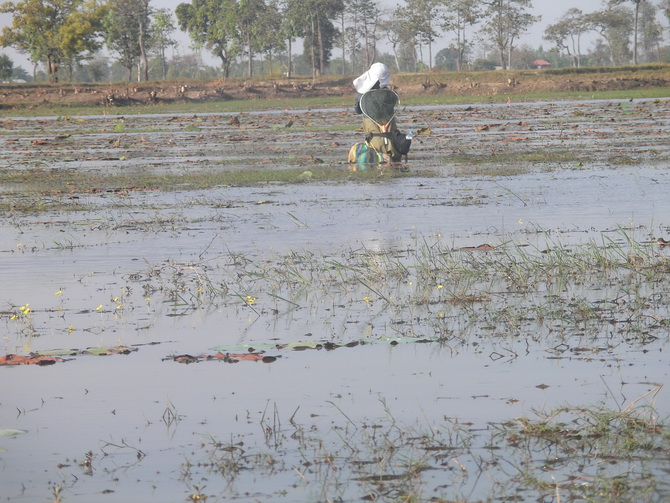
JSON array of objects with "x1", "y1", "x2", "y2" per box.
[{"x1": 533, "y1": 59, "x2": 552, "y2": 67}]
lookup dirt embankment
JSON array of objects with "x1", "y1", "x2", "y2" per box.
[{"x1": 1, "y1": 70, "x2": 668, "y2": 109}]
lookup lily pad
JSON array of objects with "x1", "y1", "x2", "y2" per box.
[
  {"x1": 34, "y1": 348, "x2": 79, "y2": 356},
  {"x1": 0, "y1": 354, "x2": 63, "y2": 366},
  {"x1": 164, "y1": 351, "x2": 277, "y2": 364},
  {"x1": 81, "y1": 346, "x2": 137, "y2": 356},
  {"x1": 0, "y1": 429, "x2": 28, "y2": 437}
]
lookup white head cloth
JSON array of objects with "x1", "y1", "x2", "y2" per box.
[{"x1": 353, "y1": 62, "x2": 391, "y2": 94}]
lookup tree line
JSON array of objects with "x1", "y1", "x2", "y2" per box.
[{"x1": 1, "y1": 0, "x2": 670, "y2": 83}]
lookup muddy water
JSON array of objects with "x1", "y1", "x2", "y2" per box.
[{"x1": 1, "y1": 98, "x2": 670, "y2": 502}]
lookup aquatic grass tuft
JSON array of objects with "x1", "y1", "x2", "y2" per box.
[{"x1": 178, "y1": 389, "x2": 670, "y2": 502}]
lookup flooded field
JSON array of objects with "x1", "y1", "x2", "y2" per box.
[{"x1": 1, "y1": 97, "x2": 670, "y2": 503}]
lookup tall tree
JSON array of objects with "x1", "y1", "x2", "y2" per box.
[
  {"x1": 0, "y1": 53, "x2": 13, "y2": 80},
  {"x1": 238, "y1": 0, "x2": 266, "y2": 76},
  {"x1": 346, "y1": 0, "x2": 381, "y2": 70},
  {"x1": 294, "y1": 0, "x2": 344, "y2": 76},
  {"x1": 280, "y1": 0, "x2": 306, "y2": 77},
  {"x1": 440, "y1": 0, "x2": 481, "y2": 71},
  {"x1": 661, "y1": 0, "x2": 670, "y2": 53},
  {"x1": 103, "y1": 0, "x2": 152, "y2": 81},
  {"x1": 480, "y1": 0, "x2": 539, "y2": 70},
  {"x1": 637, "y1": 0, "x2": 662, "y2": 62},
  {"x1": 0, "y1": 0, "x2": 105, "y2": 81},
  {"x1": 381, "y1": 5, "x2": 418, "y2": 71},
  {"x1": 152, "y1": 9, "x2": 177, "y2": 79},
  {"x1": 609, "y1": 0, "x2": 644, "y2": 64},
  {"x1": 61, "y1": 0, "x2": 107, "y2": 79},
  {"x1": 344, "y1": 24, "x2": 361, "y2": 72},
  {"x1": 585, "y1": 3, "x2": 632, "y2": 66},
  {"x1": 663, "y1": 0, "x2": 670, "y2": 25},
  {"x1": 543, "y1": 8, "x2": 588, "y2": 68},
  {"x1": 403, "y1": 0, "x2": 440, "y2": 68},
  {"x1": 175, "y1": 0, "x2": 240, "y2": 77},
  {"x1": 253, "y1": 0, "x2": 283, "y2": 74}
]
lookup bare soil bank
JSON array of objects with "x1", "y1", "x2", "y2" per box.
[{"x1": 1, "y1": 65, "x2": 669, "y2": 109}]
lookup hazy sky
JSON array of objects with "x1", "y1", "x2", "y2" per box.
[{"x1": 0, "y1": 0, "x2": 649, "y2": 72}]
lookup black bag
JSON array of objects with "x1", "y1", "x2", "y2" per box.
[{"x1": 391, "y1": 129, "x2": 411, "y2": 155}]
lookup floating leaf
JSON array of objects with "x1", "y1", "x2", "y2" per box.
[
  {"x1": 82, "y1": 346, "x2": 137, "y2": 356},
  {"x1": 0, "y1": 429, "x2": 28, "y2": 437},
  {"x1": 0, "y1": 354, "x2": 63, "y2": 366},
  {"x1": 171, "y1": 335, "x2": 447, "y2": 366},
  {"x1": 35, "y1": 349, "x2": 79, "y2": 356},
  {"x1": 278, "y1": 341, "x2": 324, "y2": 350},
  {"x1": 209, "y1": 343, "x2": 275, "y2": 352},
  {"x1": 457, "y1": 243, "x2": 496, "y2": 252},
  {"x1": 164, "y1": 351, "x2": 277, "y2": 364}
]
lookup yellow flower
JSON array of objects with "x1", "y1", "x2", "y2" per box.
[
  {"x1": 437, "y1": 285, "x2": 443, "y2": 290},
  {"x1": 54, "y1": 290, "x2": 63, "y2": 296},
  {"x1": 363, "y1": 297, "x2": 371, "y2": 303},
  {"x1": 96, "y1": 305, "x2": 103, "y2": 311}
]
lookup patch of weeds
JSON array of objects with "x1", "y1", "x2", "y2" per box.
[
  {"x1": 0, "y1": 166, "x2": 422, "y2": 214},
  {"x1": 179, "y1": 394, "x2": 670, "y2": 502},
  {"x1": 446, "y1": 148, "x2": 585, "y2": 171},
  {"x1": 0, "y1": 193, "x2": 87, "y2": 214},
  {"x1": 494, "y1": 386, "x2": 668, "y2": 502},
  {"x1": 112, "y1": 119, "x2": 126, "y2": 133}
]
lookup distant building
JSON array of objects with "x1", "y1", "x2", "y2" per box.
[{"x1": 533, "y1": 60, "x2": 552, "y2": 70}]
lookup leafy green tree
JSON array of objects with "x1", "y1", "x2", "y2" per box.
[
  {"x1": 345, "y1": 0, "x2": 381, "y2": 70},
  {"x1": 12, "y1": 64, "x2": 31, "y2": 81},
  {"x1": 103, "y1": 0, "x2": 152, "y2": 81},
  {"x1": 440, "y1": 0, "x2": 481, "y2": 71},
  {"x1": 637, "y1": 0, "x2": 663, "y2": 62},
  {"x1": 343, "y1": 24, "x2": 361, "y2": 72},
  {"x1": 253, "y1": 0, "x2": 284, "y2": 74},
  {"x1": 434, "y1": 46, "x2": 458, "y2": 70},
  {"x1": 584, "y1": 3, "x2": 632, "y2": 66},
  {"x1": 663, "y1": 0, "x2": 670, "y2": 25},
  {"x1": 0, "y1": 0, "x2": 106, "y2": 82},
  {"x1": 381, "y1": 5, "x2": 419, "y2": 72},
  {"x1": 280, "y1": 0, "x2": 307, "y2": 77},
  {"x1": 176, "y1": 0, "x2": 240, "y2": 77},
  {"x1": 403, "y1": 0, "x2": 440, "y2": 68},
  {"x1": 609, "y1": 0, "x2": 645, "y2": 64},
  {"x1": 293, "y1": 0, "x2": 344, "y2": 76},
  {"x1": 61, "y1": 1, "x2": 107, "y2": 79},
  {"x1": 153, "y1": 9, "x2": 177, "y2": 79},
  {"x1": 543, "y1": 8, "x2": 588, "y2": 68},
  {"x1": 76, "y1": 55, "x2": 110, "y2": 81},
  {"x1": 480, "y1": 0, "x2": 540, "y2": 70},
  {"x1": 237, "y1": 0, "x2": 270, "y2": 76},
  {"x1": 0, "y1": 53, "x2": 13, "y2": 80}
]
